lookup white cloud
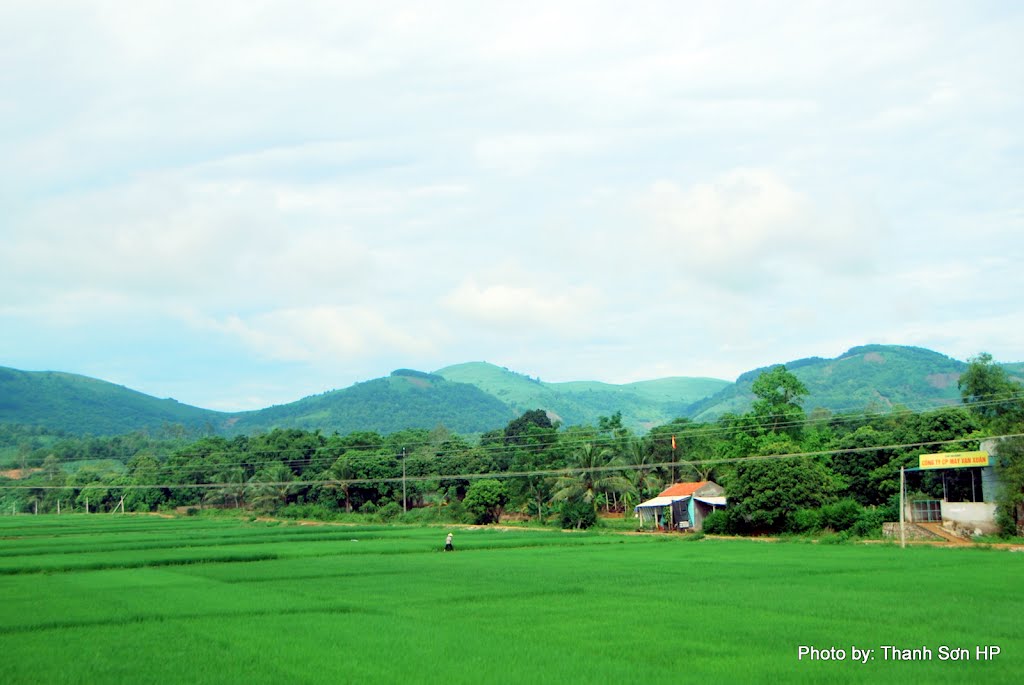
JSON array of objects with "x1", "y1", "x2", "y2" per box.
[
  {"x1": 474, "y1": 133, "x2": 600, "y2": 176},
  {"x1": 1, "y1": 2, "x2": 1021, "y2": 408},
  {"x1": 638, "y1": 169, "x2": 879, "y2": 292},
  {"x1": 443, "y1": 278, "x2": 599, "y2": 335},
  {"x1": 196, "y1": 305, "x2": 442, "y2": 363}
]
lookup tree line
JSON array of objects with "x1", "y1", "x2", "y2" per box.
[{"x1": 2, "y1": 353, "x2": 1022, "y2": 536}]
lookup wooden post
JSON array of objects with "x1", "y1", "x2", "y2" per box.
[{"x1": 57, "y1": 500, "x2": 61, "y2": 515}]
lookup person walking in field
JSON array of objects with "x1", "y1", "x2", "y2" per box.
[{"x1": 445, "y1": 532, "x2": 454, "y2": 552}]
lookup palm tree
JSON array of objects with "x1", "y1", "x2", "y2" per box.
[
  {"x1": 214, "y1": 467, "x2": 246, "y2": 509},
  {"x1": 621, "y1": 438, "x2": 663, "y2": 510},
  {"x1": 552, "y1": 442, "x2": 631, "y2": 513},
  {"x1": 326, "y1": 455, "x2": 357, "y2": 513},
  {"x1": 246, "y1": 464, "x2": 297, "y2": 512}
]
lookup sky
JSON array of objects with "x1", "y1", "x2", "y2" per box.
[{"x1": 1, "y1": 1, "x2": 1022, "y2": 412}]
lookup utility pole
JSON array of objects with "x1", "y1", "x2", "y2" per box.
[
  {"x1": 899, "y1": 466, "x2": 906, "y2": 549},
  {"x1": 402, "y1": 447, "x2": 407, "y2": 513}
]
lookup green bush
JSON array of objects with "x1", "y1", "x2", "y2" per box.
[
  {"x1": 819, "y1": 499, "x2": 863, "y2": 532},
  {"x1": 850, "y1": 507, "x2": 886, "y2": 538},
  {"x1": 702, "y1": 509, "x2": 732, "y2": 535},
  {"x1": 787, "y1": 508, "x2": 822, "y2": 533},
  {"x1": 558, "y1": 498, "x2": 597, "y2": 530},
  {"x1": 378, "y1": 501, "x2": 401, "y2": 522},
  {"x1": 818, "y1": 531, "x2": 851, "y2": 544}
]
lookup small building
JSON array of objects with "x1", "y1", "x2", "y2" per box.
[
  {"x1": 634, "y1": 481, "x2": 727, "y2": 532},
  {"x1": 902, "y1": 440, "x2": 1003, "y2": 536}
]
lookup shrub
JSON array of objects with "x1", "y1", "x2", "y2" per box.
[
  {"x1": 378, "y1": 501, "x2": 401, "y2": 522},
  {"x1": 819, "y1": 499, "x2": 863, "y2": 532},
  {"x1": 787, "y1": 508, "x2": 822, "y2": 533},
  {"x1": 278, "y1": 503, "x2": 337, "y2": 521},
  {"x1": 559, "y1": 497, "x2": 597, "y2": 530},
  {"x1": 818, "y1": 531, "x2": 851, "y2": 544},
  {"x1": 702, "y1": 509, "x2": 731, "y2": 535},
  {"x1": 850, "y1": 507, "x2": 886, "y2": 538}
]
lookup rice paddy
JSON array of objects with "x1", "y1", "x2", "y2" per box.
[{"x1": 0, "y1": 515, "x2": 1020, "y2": 684}]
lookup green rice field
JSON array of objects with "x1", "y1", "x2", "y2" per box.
[{"x1": 0, "y1": 516, "x2": 1020, "y2": 684}]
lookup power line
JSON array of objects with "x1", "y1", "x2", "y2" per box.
[
  {"x1": 3, "y1": 433, "x2": 1018, "y2": 492},
  {"x1": 5, "y1": 392, "x2": 1023, "y2": 475}
]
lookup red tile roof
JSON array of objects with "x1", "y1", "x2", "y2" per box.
[{"x1": 658, "y1": 481, "x2": 710, "y2": 498}]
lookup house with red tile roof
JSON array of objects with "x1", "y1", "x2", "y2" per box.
[{"x1": 634, "y1": 481, "x2": 726, "y2": 532}]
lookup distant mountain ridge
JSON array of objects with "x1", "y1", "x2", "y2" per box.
[
  {"x1": 226, "y1": 369, "x2": 516, "y2": 435},
  {"x1": 0, "y1": 366, "x2": 225, "y2": 435},
  {"x1": 1, "y1": 345, "x2": 1018, "y2": 436},
  {"x1": 687, "y1": 345, "x2": 974, "y2": 420},
  {"x1": 434, "y1": 362, "x2": 728, "y2": 429}
]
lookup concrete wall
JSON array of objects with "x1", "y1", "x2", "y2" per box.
[
  {"x1": 980, "y1": 438, "x2": 1003, "y2": 503},
  {"x1": 882, "y1": 522, "x2": 941, "y2": 540},
  {"x1": 940, "y1": 501, "x2": 999, "y2": 535}
]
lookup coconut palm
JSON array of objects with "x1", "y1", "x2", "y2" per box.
[
  {"x1": 621, "y1": 437, "x2": 664, "y2": 509},
  {"x1": 246, "y1": 463, "x2": 297, "y2": 512},
  {"x1": 551, "y1": 442, "x2": 632, "y2": 513},
  {"x1": 325, "y1": 454, "x2": 357, "y2": 513}
]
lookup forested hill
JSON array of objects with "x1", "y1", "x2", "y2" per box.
[
  {"x1": 687, "y1": 345, "x2": 972, "y2": 420},
  {"x1": 1, "y1": 346, "x2": 1018, "y2": 437},
  {"x1": 226, "y1": 370, "x2": 516, "y2": 435},
  {"x1": 0, "y1": 366, "x2": 226, "y2": 435},
  {"x1": 435, "y1": 362, "x2": 728, "y2": 429}
]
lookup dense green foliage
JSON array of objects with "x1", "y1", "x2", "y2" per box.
[
  {"x1": 437, "y1": 361, "x2": 729, "y2": 429},
  {"x1": 0, "y1": 517, "x2": 1021, "y2": 683},
  {"x1": 990, "y1": 436, "x2": 1024, "y2": 536},
  {"x1": 690, "y1": 345, "x2": 973, "y2": 421},
  {"x1": 462, "y1": 478, "x2": 508, "y2": 524},
  {"x1": 2, "y1": 346, "x2": 1018, "y2": 441},
  {"x1": 1, "y1": 350, "x2": 1022, "y2": 537},
  {"x1": 0, "y1": 366, "x2": 225, "y2": 435},
  {"x1": 229, "y1": 372, "x2": 516, "y2": 435}
]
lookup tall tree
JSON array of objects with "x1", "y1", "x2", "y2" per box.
[
  {"x1": 751, "y1": 365, "x2": 809, "y2": 436},
  {"x1": 463, "y1": 479, "x2": 509, "y2": 524},
  {"x1": 959, "y1": 353, "x2": 1023, "y2": 430}
]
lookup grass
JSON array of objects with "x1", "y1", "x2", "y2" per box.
[{"x1": 0, "y1": 515, "x2": 1020, "y2": 684}]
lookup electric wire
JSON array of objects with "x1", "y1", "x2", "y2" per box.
[
  {"x1": 2, "y1": 433, "x2": 1020, "y2": 492},
  {"x1": 7, "y1": 391, "x2": 1022, "y2": 478}
]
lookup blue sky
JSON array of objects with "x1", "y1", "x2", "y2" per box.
[{"x1": 1, "y1": 1, "x2": 1022, "y2": 411}]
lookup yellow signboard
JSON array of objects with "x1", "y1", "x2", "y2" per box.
[{"x1": 918, "y1": 451, "x2": 989, "y2": 470}]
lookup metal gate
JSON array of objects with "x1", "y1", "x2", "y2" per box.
[{"x1": 912, "y1": 499, "x2": 942, "y2": 522}]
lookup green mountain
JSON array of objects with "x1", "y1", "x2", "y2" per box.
[
  {"x1": 227, "y1": 369, "x2": 516, "y2": 436},
  {"x1": 435, "y1": 362, "x2": 729, "y2": 430},
  {"x1": 687, "y1": 345, "x2": 971, "y2": 421},
  {"x1": 1, "y1": 346, "x2": 1015, "y2": 438},
  {"x1": 0, "y1": 366, "x2": 225, "y2": 435}
]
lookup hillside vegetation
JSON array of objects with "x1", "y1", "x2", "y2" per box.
[
  {"x1": 0, "y1": 346, "x2": 1019, "y2": 437},
  {"x1": 228, "y1": 369, "x2": 516, "y2": 435},
  {"x1": 3, "y1": 352, "x2": 1022, "y2": 537},
  {"x1": 689, "y1": 345, "x2": 969, "y2": 420},
  {"x1": 0, "y1": 366, "x2": 225, "y2": 435},
  {"x1": 435, "y1": 362, "x2": 728, "y2": 429}
]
